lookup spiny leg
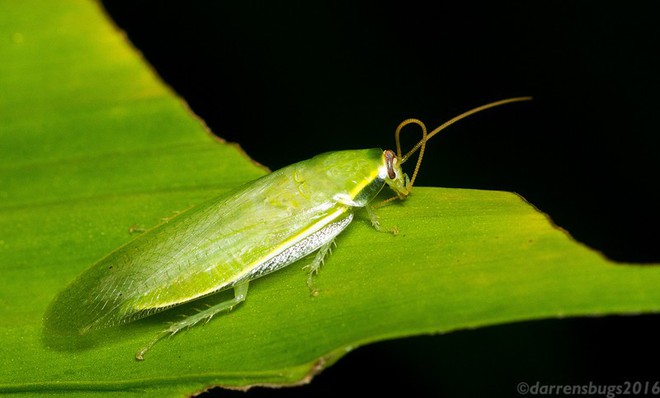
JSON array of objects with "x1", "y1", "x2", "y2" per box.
[
  {"x1": 135, "y1": 282, "x2": 249, "y2": 361},
  {"x1": 365, "y1": 205, "x2": 399, "y2": 235},
  {"x1": 303, "y1": 239, "x2": 335, "y2": 297}
]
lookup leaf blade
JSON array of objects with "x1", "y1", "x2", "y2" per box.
[{"x1": 1, "y1": 0, "x2": 659, "y2": 395}]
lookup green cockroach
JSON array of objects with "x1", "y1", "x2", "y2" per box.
[{"x1": 44, "y1": 97, "x2": 530, "y2": 360}]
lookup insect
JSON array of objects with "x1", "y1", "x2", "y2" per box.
[{"x1": 44, "y1": 97, "x2": 531, "y2": 360}]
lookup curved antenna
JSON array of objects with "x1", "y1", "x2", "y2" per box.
[
  {"x1": 400, "y1": 96, "x2": 532, "y2": 164},
  {"x1": 376, "y1": 96, "x2": 532, "y2": 209},
  {"x1": 394, "y1": 118, "x2": 428, "y2": 189}
]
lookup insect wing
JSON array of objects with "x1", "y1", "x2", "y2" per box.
[
  {"x1": 45, "y1": 172, "x2": 343, "y2": 334},
  {"x1": 44, "y1": 149, "x2": 384, "y2": 335}
]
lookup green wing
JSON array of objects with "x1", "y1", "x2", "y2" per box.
[{"x1": 44, "y1": 149, "x2": 384, "y2": 334}]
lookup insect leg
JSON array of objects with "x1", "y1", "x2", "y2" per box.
[
  {"x1": 303, "y1": 239, "x2": 335, "y2": 297},
  {"x1": 135, "y1": 282, "x2": 249, "y2": 360},
  {"x1": 333, "y1": 194, "x2": 398, "y2": 235},
  {"x1": 365, "y1": 205, "x2": 399, "y2": 235}
]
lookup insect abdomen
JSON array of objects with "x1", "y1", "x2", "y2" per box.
[{"x1": 242, "y1": 213, "x2": 353, "y2": 281}]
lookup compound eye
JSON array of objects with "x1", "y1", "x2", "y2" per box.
[{"x1": 384, "y1": 150, "x2": 396, "y2": 179}]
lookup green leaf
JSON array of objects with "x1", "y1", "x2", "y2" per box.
[{"x1": 1, "y1": 1, "x2": 659, "y2": 396}]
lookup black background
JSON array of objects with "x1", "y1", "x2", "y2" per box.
[{"x1": 102, "y1": 2, "x2": 660, "y2": 396}]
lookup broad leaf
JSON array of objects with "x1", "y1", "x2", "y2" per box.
[{"x1": 1, "y1": 1, "x2": 659, "y2": 396}]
